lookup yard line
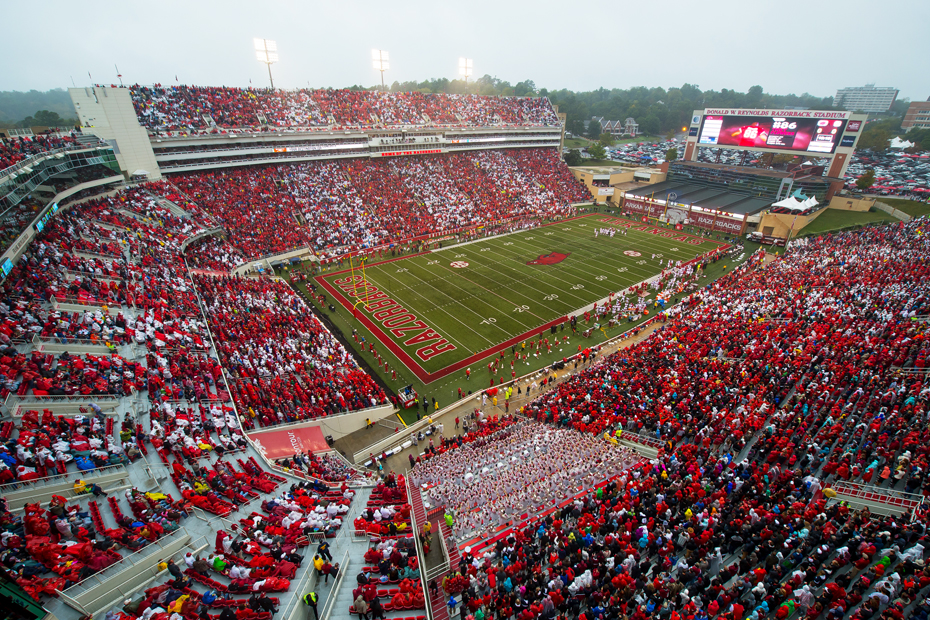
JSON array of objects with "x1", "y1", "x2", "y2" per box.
[
  {"x1": 395, "y1": 259, "x2": 540, "y2": 336},
  {"x1": 489, "y1": 236, "x2": 644, "y2": 292},
  {"x1": 442, "y1": 242, "x2": 592, "y2": 307},
  {"x1": 507, "y1": 223, "x2": 671, "y2": 275},
  {"x1": 561, "y1": 217, "x2": 723, "y2": 256},
  {"x1": 414, "y1": 258, "x2": 549, "y2": 328},
  {"x1": 412, "y1": 249, "x2": 575, "y2": 320},
  {"x1": 487, "y1": 231, "x2": 658, "y2": 293},
  {"x1": 363, "y1": 265, "x2": 498, "y2": 350},
  {"x1": 471, "y1": 244, "x2": 612, "y2": 303},
  {"x1": 541, "y1": 222, "x2": 716, "y2": 272}
]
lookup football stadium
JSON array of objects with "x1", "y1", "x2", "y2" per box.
[{"x1": 1, "y1": 11, "x2": 929, "y2": 620}]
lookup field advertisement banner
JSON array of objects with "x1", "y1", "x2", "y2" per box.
[{"x1": 623, "y1": 197, "x2": 746, "y2": 234}]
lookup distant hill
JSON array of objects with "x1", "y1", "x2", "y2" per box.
[{"x1": 0, "y1": 88, "x2": 76, "y2": 123}]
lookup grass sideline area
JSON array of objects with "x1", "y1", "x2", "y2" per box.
[
  {"x1": 879, "y1": 198, "x2": 930, "y2": 219},
  {"x1": 284, "y1": 213, "x2": 746, "y2": 422},
  {"x1": 798, "y1": 208, "x2": 898, "y2": 237}
]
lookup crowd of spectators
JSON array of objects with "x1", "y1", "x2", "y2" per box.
[
  {"x1": 129, "y1": 85, "x2": 560, "y2": 132},
  {"x1": 193, "y1": 275, "x2": 387, "y2": 427},
  {"x1": 170, "y1": 148, "x2": 588, "y2": 261},
  {"x1": 185, "y1": 236, "x2": 247, "y2": 273},
  {"x1": 0, "y1": 405, "x2": 130, "y2": 484},
  {"x1": 0, "y1": 133, "x2": 78, "y2": 171},
  {"x1": 275, "y1": 451, "x2": 369, "y2": 485},
  {"x1": 0, "y1": 482, "x2": 188, "y2": 601},
  {"x1": 420, "y1": 217, "x2": 930, "y2": 620},
  {"x1": 412, "y1": 421, "x2": 640, "y2": 540}
]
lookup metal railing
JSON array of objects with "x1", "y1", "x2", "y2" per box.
[
  {"x1": 612, "y1": 429, "x2": 665, "y2": 449},
  {"x1": 282, "y1": 548, "x2": 323, "y2": 620},
  {"x1": 0, "y1": 462, "x2": 127, "y2": 494},
  {"x1": 319, "y1": 549, "x2": 351, "y2": 620},
  {"x1": 60, "y1": 530, "x2": 192, "y2": 596},
  {"x1": 830, "y1": 481, "x2": 924, "y2": 510},
  {"x1": 425, "y1": 532, "x2": 451, "y2": 582},
  {"x1": 79, "y1": 535, "x2": 208, "y2": 616}
]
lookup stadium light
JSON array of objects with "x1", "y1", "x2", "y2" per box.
[
  {"x1": 458, "y1": 57, "x2": 473, "y2": 88},
  {"x1": 254, "y1": 38, "x2": 278, "y2": 89},
  {"x1": 372, "y1": 49, "x2": 389, "y2": 91}
]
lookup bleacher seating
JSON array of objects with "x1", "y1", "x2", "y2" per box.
[{"x1": 129, "y1": 85, "x2": 560, "y2": 131}]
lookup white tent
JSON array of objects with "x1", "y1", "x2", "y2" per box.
[
  {"x1": 889, "y1": 137, "x2": 915, "y2": 150},
  {"x1": 772, "y1": 196, "x2": 819, "y2": 211}
]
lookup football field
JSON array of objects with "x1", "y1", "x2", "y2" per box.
[{"x1": 315, "y1": 214, "x2": 726, "y2": 384}]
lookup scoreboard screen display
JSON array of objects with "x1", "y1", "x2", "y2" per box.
[{"x1": 698, "y1": 114, "x2": 848, "y2": 154}]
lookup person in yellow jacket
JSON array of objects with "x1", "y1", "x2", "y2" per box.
[
  {"x1": 73, "y1": 479, "x2": 87, "y2": 494},
  {"x1": 313, "y1": 554, "x2": 325, "y2": 579}
]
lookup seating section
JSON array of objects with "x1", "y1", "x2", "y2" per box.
[
  {"x1": 352, "y1": 533, "x2": 424, "y2": 615},
  {"x1": 0, "y1": 487, "x2": 187, "y2": 602},
  {"x1": 129, "y1": 85, "x2": 560, "y2": 131},
  {"x1": 353, "y1": 474, "x2": 411, "y2": 538},
  {"x1": 170, "y1": 149, "x2": 587, "y2": 261},
  {"x1": 193, "y1": 274, "x2": 387, "y2": 427},
  {"x1": 0, "y1": 134, "x2": 78, "y2": 170},
  {"x1": 275, "y1": 451, "x2": 372, "y2": 485},
  {"x1": 0, "y1": 407, "x2": 132, "y2": 484}
]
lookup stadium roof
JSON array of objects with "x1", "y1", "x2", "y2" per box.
[{"x1": 623, "y1": 180, "x2": 773, "y2": 216}]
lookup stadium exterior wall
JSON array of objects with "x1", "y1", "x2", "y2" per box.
[{"x1": 69, "y1": 87, "x2": 162, "y2": 181}]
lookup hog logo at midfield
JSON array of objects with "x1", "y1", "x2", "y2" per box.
[{"x1": 527, "y1": 251, "x2": 570, "y2": 266}]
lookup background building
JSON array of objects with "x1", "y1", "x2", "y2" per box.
[
  {"x1": 902, "y1": 100, "x2": 930, "y2": 131},
  {"x1": 834, "y1": 84, "x2": 899, "y2": 113}
]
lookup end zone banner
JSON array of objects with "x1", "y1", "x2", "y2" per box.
[{"x1": 249, "y1": 426, "x2": 329, "y2": 459}]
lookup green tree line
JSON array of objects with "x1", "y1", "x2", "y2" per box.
[{"x1": 0, "y1": 88, "x2": 77, "y2": 127}]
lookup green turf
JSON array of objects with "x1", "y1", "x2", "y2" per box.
[
  {"x1": 878, "y1": 198, "x2": 930, "y2": 219},
  {"x1": 563, "y1": 137, "x2": 593, "y2": 149},
  {"x1": 798, "y1": 208, "x2": 898, "y2": 236},
  {"x1": 285, "y1": 217, "x2": 744, "y2": 420},
  {"x1": 315, "y1": 214, "x2": 722, "y2": 376}
]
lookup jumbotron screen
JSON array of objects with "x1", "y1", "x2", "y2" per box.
[{"x1": 698, "y1": 114, "x2": 847, "y2": 154}]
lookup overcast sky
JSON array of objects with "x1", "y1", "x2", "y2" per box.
[{"x1": 3, "y1": 0, "x2": 927, "y2": 101}]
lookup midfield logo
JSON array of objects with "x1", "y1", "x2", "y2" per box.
[{"x1": 527, "y1": 251, "x2": 570, "y2": 266}]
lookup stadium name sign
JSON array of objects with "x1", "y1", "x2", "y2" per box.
[
  {"x1": 703, "y1": 108, "x2": 850, "y2": 120},
  {"x1": 331, "y1": 275, "x2": 457, "y2": 362}
]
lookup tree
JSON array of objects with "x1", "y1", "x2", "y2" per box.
[
  {"x1": 665, "y1": 129, "x2": 677, "y2": 140},
  {"x1": 566, "y1": 119, "x2": 586, "y2": 136},
  {"x1": 586, "y1": 121, "x2": 602, "y2": 140},
  {"x1": 855, "y1": 169, "x2": 876, "y2": 191},
  {"x1": 857, "y1": 128, "x2": 891, "y2": 151},
  {"x1": 586, "y1": 144, "x2": 607, "y2": 160},
  {"x1": 639, "y1": 115, "x2": 660, "y2": 136},
  {"x1": 563, "y1": 150, "x2": 583, "y2": 166},
  {"x1": 857, "y1": 117, "x2": 902, "y2": 151},
  {"x1": 598, "y1": 133, "x2": 615, "y2": 147},
  {"x1": 665, "y1": 147, "x2": 678, "y2": 162}
]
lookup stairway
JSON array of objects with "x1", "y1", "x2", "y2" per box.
[
  {"x1": 75, "y1": 133, "x2": 103, "y2": 147},
  {"x1": 409, "y1": 481, "x2": 427, "y2": 531}
]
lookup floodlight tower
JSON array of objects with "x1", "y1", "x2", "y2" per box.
[
  {"x1": 372, "y1": 49, "x2": 390, "y2": 91},
  {"x1": 254, "y1": 38, "x2": 279, "y2": 89},
  {"x1": 458, "y1": 58, "x2": 473, "y2": 90}
]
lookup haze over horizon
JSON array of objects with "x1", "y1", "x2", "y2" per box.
[{"x1": 1, "y1": 0, "x2": 927, "y2": 102}]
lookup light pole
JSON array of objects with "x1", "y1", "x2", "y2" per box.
[
  {"x1": 458, "y1": 57, "x2": 473, "y2": 91},
  {"x1": 254, "y1": 38, "x2": 279, "y2": 89},
  {"x1": 372, "y1": 49, "x2": 389, "y2": 91}
]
